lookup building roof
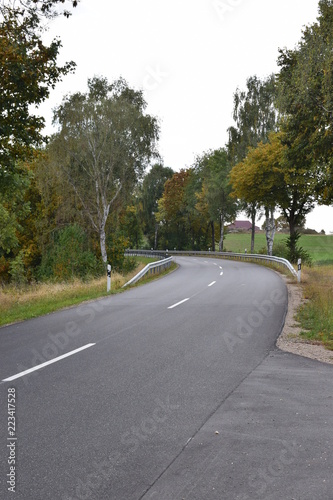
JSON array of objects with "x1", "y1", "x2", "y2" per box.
[{"x1": 227, "y1": 220, "x2": 260, "y2": 231}]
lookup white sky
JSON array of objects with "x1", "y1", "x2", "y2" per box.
[{"x1": 39, "y1": 0, "x2": 333, "y2": 233}]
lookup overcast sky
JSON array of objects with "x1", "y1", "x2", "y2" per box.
[{"x1": 39, "y1": 0, "x2": 333, "y2": 233}]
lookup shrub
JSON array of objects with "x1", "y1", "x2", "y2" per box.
[
  {"x1": 122, "y1": 256, "x2": 137, "y2": 274},
  {"x1": 271, "y1": 242, "x2": 289, "y2": 259},
  {"x1": 9, "y1": 251, "x2": 28, "y2": 285},
  {"x1": 0, "y1": 256, "x2": 10, "y2": 284},
  {"x1": 285, "y1": 231, "x2": 312, "y2": 266},
  {"x1": 107, "y1": 234, "x2": 130, "y2": 272},
  {"x1": 38, "y1": 225, "x2": 103, "y2": 281}
]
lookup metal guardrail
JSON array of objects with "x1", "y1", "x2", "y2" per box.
[
  {"x1": 125, "y1": 249, "x2": 299, "y2": 280},
  {"x1": 122, "y1": 257, "x2": 173, "y2": 287}
]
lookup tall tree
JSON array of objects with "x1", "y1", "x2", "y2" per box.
[
  {"x1": 227, "y1": 74, "x2": 278, "y2": 164},
  {"x1": 140, "y1": 164, "x2": 174, "y2": 249},
  {"x1": 50, "y1": 76, "x2": 159, "y2": 263},
  {"x1": 0, "y1": 0, "x2": 77, "y2": 186},
  {"x1": 119, "y1": 204, "x2": 143, "y2": 249},
  {"x1": 194, "y1": 149, "x2": 237, "y2": 251},
  {"x1": 0, "y1": 0, "x2": 77, "y2": 274},
  {"x1": 230, "y1": 134, "x2": 283, "y2": 255},
  {"x1": 277, "y1": 0, "x2": 333, "y2": 203},
  {"x1": 156, "y1": 169, "x2": 193, "y2": 250},
  {"x1": 227, "y1": 74, "x2": 278, "y2": 251},
  {"x1": 230, "y1": 132, "x2": 318, "y2": 258}
]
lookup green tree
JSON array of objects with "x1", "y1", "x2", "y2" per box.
[
  {"x1": 186, "y1": 170, "x2": 212, "y2": 250},
  {"x1": 277, "y1": 0, "x2": 333, "y2": 203},
  {"x1": 194, "y1": 149, "x2": 237, "y2": 251},
  {"x1": 50, "y1": 76, "x2": 159, "y2": 263},
  {"x1": 0, "y1": 166, "x2": 31, "y2": 253},
  {"x1": 0, "y1": 1, "x2": 77, "y2": 187},
  {"x1": 156, "y1": 169, "x2": 193, "y2": 250},
  {"x1": 227, "y1": 74, "x2": 278, "y2": 251},
  {"x1": 119, "y1": 204, "x2": 143, "y2": 249},
  {"x1": 227, "y1": 74, "x2": 278, "y2": 163},
  {"x1": 230, "y1": 134, "x2": 284, "y2": 255},
  {"x1": 38, "y1": 224, "x2": 101, "y2": 281},
  {"x1": 230, "y1": 132, "x2": 318, "y2": 258},
  {"x1": 140, "y1": 164, "x2": 174, "y2": 248}
]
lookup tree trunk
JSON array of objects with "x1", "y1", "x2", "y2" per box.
[
  {"x1": 154, "y1": 222, "x2": 158, "y2": 250},
  {"x1": 251, "y1": 206, "x2": 256, "y2": 253},
  {"x1": 265, "y1": 206, "x2": 275, "y2": 256},
  {"x1": 287, "y1": 211, "x2": 298, "y2": 262},
  {"x1": 289, "y1": 212, "x2": 296, "y2": 239},
  {"x1": 100, "y1": 223, "x2": 107, "y2": 264},
  {"x1": 219, "y1": 213, "x2": 225, "y2": 252},
  {"x1": 211, "y1": 220, "x2": 215, "y2": 252}
]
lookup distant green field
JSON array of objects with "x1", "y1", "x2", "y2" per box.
[{"x1": 223, "y1": 232, "x2": 333, "y2": 264}]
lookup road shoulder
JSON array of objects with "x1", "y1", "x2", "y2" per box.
[{"x1": 277, "y1": 273, "x2": 333, "y2": 365}]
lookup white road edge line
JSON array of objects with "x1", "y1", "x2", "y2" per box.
[
  {"x1": 208, "y1": 281, "x2": 216, "y2": 287},
  {"x1": 2, "y1": 343, "x2": 96, "y2": 382},
  {"x1": 168, "y1": 298, "x2": 190, "y2": 309}
]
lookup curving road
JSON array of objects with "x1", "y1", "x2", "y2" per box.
[{"x1": 0, "y1": 257, "x2": 332, "y2": 500}]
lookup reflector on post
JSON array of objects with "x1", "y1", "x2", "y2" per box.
[{"x1": 107, "y1": 264, "x2": 111, "y2": 292}]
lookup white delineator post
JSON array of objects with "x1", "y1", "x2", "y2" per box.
[
  {"x1": 107, "y1": 264, "x2": 111, "y2": 292},
  {"x1": 297, "y1": 259, "x2": 302, "y2": 283}
]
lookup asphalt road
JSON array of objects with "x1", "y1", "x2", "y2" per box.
[{"x1": 0, "y1": 257, "x2": 332, "y2": 500}]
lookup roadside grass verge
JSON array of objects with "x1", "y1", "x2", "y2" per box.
[
  {"x1": 0, "y1": 257, "x2": 167, "y2": 327},
  {"x1": 223, "y1": 233, "x2": 333, "y2": 263},
  {"x1": 297, "y1": 265, "x2": 333, "y2": 351}
]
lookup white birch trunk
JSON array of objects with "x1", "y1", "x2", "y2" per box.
[
  {"x1": 265, "y1": 207, "x2": 276, "y2": 256},
  {"x1": 100, "y1": 224, "x2": 107, "y2": 264}
]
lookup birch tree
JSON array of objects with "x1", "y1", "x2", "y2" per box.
[
  {"x1": 50, "y1": 77, "x2": 159, "y2": 263},
  {"x1": 227, "y1": 74, "x2": 278, "y2": 251},
  {"x1": 230, "y1": 132, "x2": 318, "y2": 258},
  {"x1": 230, "y1": 134, "x2": 285, "y2": 255}
]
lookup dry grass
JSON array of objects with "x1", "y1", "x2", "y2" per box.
[
  {"x1": 297, "y1": 265, "x2": 333, "y2": 350},
  {"x1": 0, "y1": 264, "x2": 147, "y2": 327}
]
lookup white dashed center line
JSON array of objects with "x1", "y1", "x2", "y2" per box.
[
  {"x1": 168, "y1": 298, "x2": 190, "y2": 309},
  {"x1": 2, "y1": 343, "x2": 96, "y2": 382}
]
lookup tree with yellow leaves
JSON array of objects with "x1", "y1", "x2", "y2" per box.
[{"x1": 230, "y1": 131, "x2": 318, "y2": 258}]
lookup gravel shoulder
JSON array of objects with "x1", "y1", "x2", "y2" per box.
[{"x1": 277, "y1": 273, "x2": 333, "y2": 365}]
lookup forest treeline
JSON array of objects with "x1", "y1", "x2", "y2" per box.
[{"x1": 0, "y1": 0, "x2": 332, "y2": 284}]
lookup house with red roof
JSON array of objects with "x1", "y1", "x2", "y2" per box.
[{"x1": 227, "y1": 220, "x2": 260, "y2": 232}]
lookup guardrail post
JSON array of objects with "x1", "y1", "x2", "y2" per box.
[
  {"x1": 107, "y1": 264, "x2": 111, "y2": 292},
  {"x1": 297, "y1": 259, "x2": 302, "y2": 283}
]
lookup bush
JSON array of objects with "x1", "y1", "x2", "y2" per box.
[
  {"x1": 285, "y1": 231, "x2": 312, "y2": 266},
  {"x1": 271, "y1": 242, "x2": 289, "y2": 259},
  {"x1": 38, "y1": 225, "x2": 103, "y2": 281},
  {"x1": 122, "y1": 256, "x2": 137, "y2": 274},
  {"x1": 0, "y1": 256, "x2": 11, "y2": 284},
  {"x1": 107, "y1": 234, "x2": 130, "y2": 272},
  {"x1": 9, "y1": 251, "x2": 28, "y2": 285}
]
